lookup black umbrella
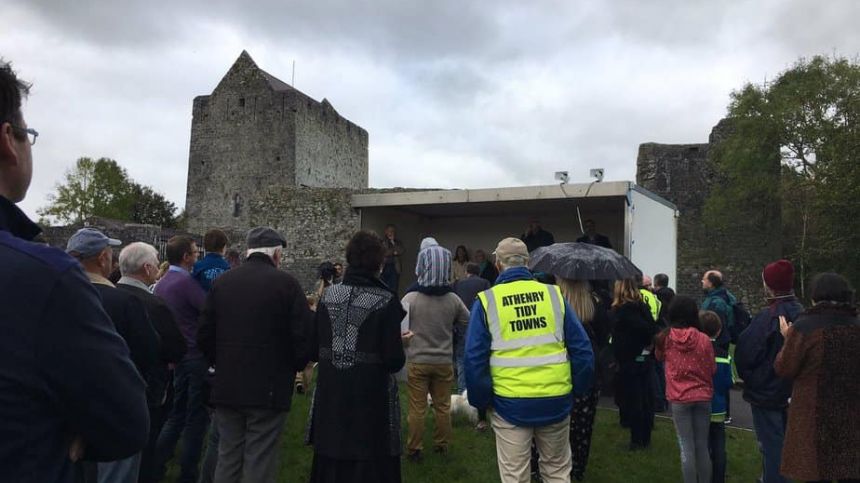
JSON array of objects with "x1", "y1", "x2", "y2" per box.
[{"x1": 528, "y1": 242, "x2": 641, "y2": 281}]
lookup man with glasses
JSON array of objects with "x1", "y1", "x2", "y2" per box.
[
  {"x1": 153, "y1": 235, "x2": 208, "y2": 483},
  {"x1": 0, "y1": 60, "x2": 149, "y2": 481},
  {"x1": 117, "y1": 242, "x2": 188, "y2": 483}
]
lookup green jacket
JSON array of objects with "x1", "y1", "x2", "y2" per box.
[{"x1": 702, "y1": 287, "x2": 735, "y2": 347}]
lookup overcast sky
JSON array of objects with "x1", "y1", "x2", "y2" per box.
[{"x1": 3, "y1": 0, "x2": 858, "y2": 219}]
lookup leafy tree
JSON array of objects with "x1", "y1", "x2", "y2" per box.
[
  {"x1": 129, "y1": 184, "x2": 179, "y2": 228},
  {"x1": 39, "y1": 157, "x2": 133, "y2": 223},
  {"x1": 39, "y1": 157, "x2": 178, "y2": 227},
  {"x1": 705, "y1": 55, "x2": 860, "y2": 295}
]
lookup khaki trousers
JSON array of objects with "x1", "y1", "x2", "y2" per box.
[
  {"x1": 490, "y1": 410, "x2": 572, "y2": 483},
  {"x1": 406, "y1": 362, "x2": 454, "y2": 452}
]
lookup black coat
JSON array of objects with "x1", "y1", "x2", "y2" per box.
[
  {"x1": 610, "y1": 301, "x2": 658, "y2": 365},
  {"x1": 308, "y1": 269, "x2": 406, "y2": 459},
  {"x1": 654, "y1": 286, "x2": 675, "y2": 328},
  {"x1": 117, "y1": 282, "x2": 187, "y2": 406},
  {"x1": 93, "y1": 283, "x2": 160, "y2": 393},
  {"x1": 575, "y1": 233, "x2": 613, "y2": 249},
  {"x1": 521, "y1": 228, "x2": 555, "y2": 253},
  {"x1": 197, "y1": 253, "x2": 313, "y2": 410}
]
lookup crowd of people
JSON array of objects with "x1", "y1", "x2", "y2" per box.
[{"x1": 2, "y1": 60, "x2": 859, "y2": 483}]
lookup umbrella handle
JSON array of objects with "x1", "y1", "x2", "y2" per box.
[{"x1": 576, "y1": 206, "x2": 584, "y2": 234}]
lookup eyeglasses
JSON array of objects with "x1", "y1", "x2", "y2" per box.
[{"x1": 3, "y1": 121, "x2": 38, "y2": 146}]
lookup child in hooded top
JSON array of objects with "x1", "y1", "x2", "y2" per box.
[
  {"x1": 700, "y1": 310, "x2": 734, "y2": 483},
  {"x1": 655, "y1": 296, "x2": 716, "y2": 483}
]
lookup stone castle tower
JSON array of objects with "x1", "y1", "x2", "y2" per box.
[{"x1": 184, "y1": 51, "x2": 369, "y2": 233}]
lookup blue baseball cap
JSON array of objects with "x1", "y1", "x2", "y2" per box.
[{"x1": 66, "y1": 228, "x2": 122, "y2": 258}]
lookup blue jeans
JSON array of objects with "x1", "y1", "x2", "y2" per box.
[
  {"x1": 155, "y1": 356, "x2": 210, "y2": 483},
  {"x1": 97, "y1": 453, "x2": 141, "y2": 483},
  {"x1": 750, "y1": 406, "x2": 788, "y2": 483},
  {"x1": 198, "y1": 418, "x2": 220, "y2": 483},
  {"x1": 454, "y1": 338, "x2": 466, "y2": 394}
]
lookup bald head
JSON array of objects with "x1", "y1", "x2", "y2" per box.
[
  {"x1": 642, "y1": 274, "x2": 653, "y2": 290},
  {"x1": 702, "y1": 270, "x2": 723, "y2": 290}
]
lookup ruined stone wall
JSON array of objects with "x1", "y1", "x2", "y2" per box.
[
  {"x1": 294, "y1": 93, "x2": 368, "y2": 189},
  {"x1": 637, "y1": 142, "x2": 713, "y2": 298},
  {"x1": 40, "y1": 217, "x2": 192, "y2": 264},
  {"x1": 637, "y1": 119, "x2": 782, "y2": 307},
  {"x1": 232, "y1": 186, "x2": 433, "y2": 291},
  {"x1": 246, "y1": 186, "x2": 361, "y2": 290}
]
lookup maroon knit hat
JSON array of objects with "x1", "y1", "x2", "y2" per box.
[{"x1": 763, "y1": 260, "x2": 794, "y2": 293}]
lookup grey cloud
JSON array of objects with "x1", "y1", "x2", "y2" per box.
[
  {"x1": 401, "y1": 60, "x2": 493, "y2": 106},
  {"x1": 766, "y1": 0, "x2": 860, "y2": 57},
  {"x1": 23, "y1": 0, "x2": 507, "y2": 61},
  {"x1": 22, "y1": 1, "x2": 189, "y2": 47}
]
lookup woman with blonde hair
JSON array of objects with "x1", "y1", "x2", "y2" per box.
[
  {"x1": 610, "y1": 277, "x2": 658, "y2": 450},
  {"x1": 557, "y1": 278, "x2": 611, "y2": 481}
]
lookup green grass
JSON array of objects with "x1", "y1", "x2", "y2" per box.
[{"x1": 165, "y1": 383, "x2": 762, "y2": 482}]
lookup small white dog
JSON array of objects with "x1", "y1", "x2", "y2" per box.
[
  {"x1": 449, "y1": 391, "x2": 479, "y2": 424},
  {"x1": 426, "y1": 391, "x2": 479, "y2": 424}
]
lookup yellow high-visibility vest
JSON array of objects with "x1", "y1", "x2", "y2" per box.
[
  {"x1": 640, "y1": 289, "x2": 661, "y2": 322},
  {"x1": 478, "y1": 280, "x2": 572, "y2": 398}
]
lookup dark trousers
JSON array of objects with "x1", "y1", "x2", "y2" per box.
[
  {"x1": 199, "y1": 419, "x2": 220, "y2": 483},
  {"x1": 214, "y1": 406, "x2": 287, "y2": 483},
  {"x1": 570, "y1": 388, "x2": 600, "y2": 479},
  {"x1": 380, "y1": 263, "x2": 399, "y2": 295},
  {"x1": 139, "y1": 402, "x2": 169, "y2": 483},
  {"x1": 807, "y1": 480, "x2": 860, "y2": 483},
  {"x1": 155, "y1": 357, "x2": 210, "y2": 483},
  {"x1": 750, "y1": 406, "x2": 788, "y2": 483},
  {"x1": 653, "y1": 360, "x2": 668, "y2": 412},
  {"x1": 618, "y1": 360, "x2": 655, "y2": 447},
  {"x1": 709, "y1": 422, "x2": 726, "y2": 483}
]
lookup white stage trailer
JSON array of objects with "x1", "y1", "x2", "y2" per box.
[{"x1": 351, "y1": 181, "x2": 677, "y2": 293}]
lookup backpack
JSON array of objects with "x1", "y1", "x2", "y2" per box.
[
  {"x1": 728, "y1": 299, "x2": 752, "y2": 344},
  {"x1": 709, "y1": 290, "x2": 752, "y2": 344}
]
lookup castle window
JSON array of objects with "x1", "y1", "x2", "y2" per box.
[
  {"x1": 232, "y1": 193, "x2": 242, "y2": 217},
  {"x1": 238, "y1": 98, "x2": 245, "y2": 107}
]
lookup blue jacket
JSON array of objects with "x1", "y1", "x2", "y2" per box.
[
  {"x1": 735, "y1": 297, "x2": 803, "y2": 409},
  {"x1": 0, "y1": 196, "x2": 149, "y2": 482},
  {"x1": 710, "y1": 343, "x2": 734, "y2": 421},
  {"x1": 464, "y1": 267, "x2": 594, "y2": 427},
  {"x1": 192, "y1": 252, "x2": 231, "y2": 293},
  {"x1": 702, "y1": 287, "x2": 735, "y2": 348}
]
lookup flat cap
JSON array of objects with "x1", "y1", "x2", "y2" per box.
[{"x1": 246, "y1": 227, "x2": 286, "y2": 249}]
